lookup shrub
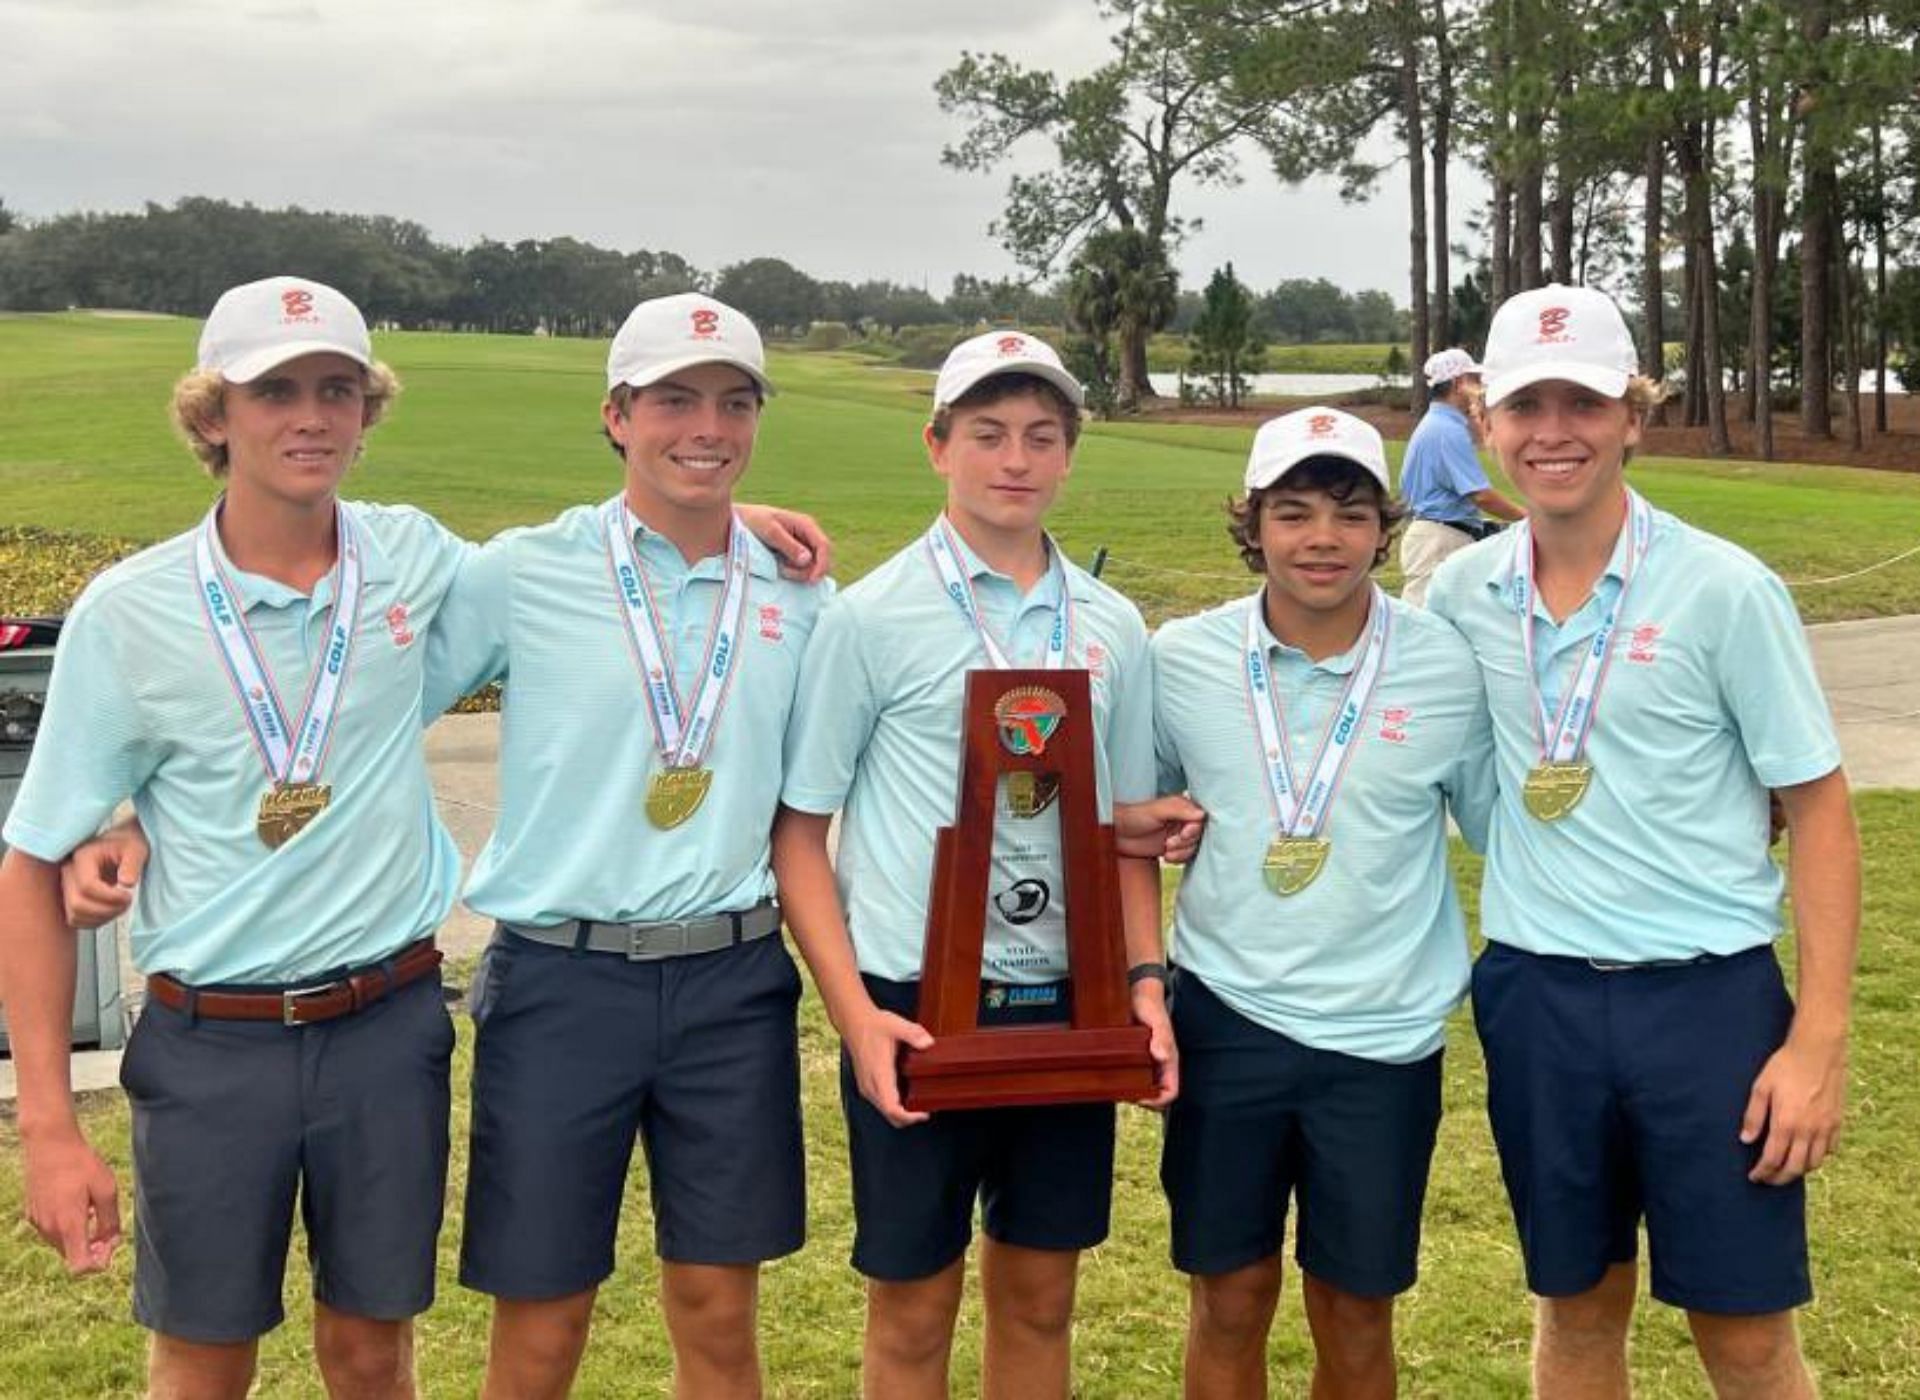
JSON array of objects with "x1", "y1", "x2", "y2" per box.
[
  {"x1": 803, "y1": 321, "x2": 853, "y2": 351},
  {"x1": 895, "y1": 324, "x2": 970, "y2": 369}
]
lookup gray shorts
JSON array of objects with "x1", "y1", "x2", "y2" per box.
[{"x1": 119, "y1": 973, "x2": 454, "y2": 1343}]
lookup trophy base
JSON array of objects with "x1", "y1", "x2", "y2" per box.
[{"x1": 900, "y1": 1024, "x2": 1157, "y2": 1112}]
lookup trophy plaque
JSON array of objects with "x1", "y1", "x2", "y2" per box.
[{"x1": 900, "y1": 668, "x2": 1156, "y2": 1112}]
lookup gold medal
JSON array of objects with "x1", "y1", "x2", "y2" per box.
[
  {"x1": 646, "y1": 767, "x2": 712, "y2": 829},
  {"x1": 257, "y1": 782, "x2": 332, "y2": 848},
  {"x1": 1263, "y1": 836, "x2": 1330, "y2": 896},
  {"x1": 1523, "y1": 761, "x2": 1593, "y2": 822},
  {"x1": 1005, "y1": 771, "x2": 1060, "y2": 819}
]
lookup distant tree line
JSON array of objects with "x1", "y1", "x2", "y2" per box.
[
  {"x1": 1170, "y1": 275, "x2": 1407, "y2": 344},
  {"x1": 940, "y1": 0, "x2": 1920, "y2": 445},
  {"x1": 0, "y1": 194, "x2": 1408, "y2": 354},
  {"x1": 0, "y1": 196, "x2": 1065, "y2": 336}
]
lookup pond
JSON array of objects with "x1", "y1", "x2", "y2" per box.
[{"x1": 1147, "y1": 371, "x2": 1407, "y2": 399}]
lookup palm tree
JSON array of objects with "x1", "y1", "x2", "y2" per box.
[{"x1": 1067, "y1": 228, "x2": 1176, "y2": 413}]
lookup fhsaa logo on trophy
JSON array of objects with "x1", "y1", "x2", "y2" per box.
[{"x1": 993, "y1": 686, "x2": 1066, "y2": 757}]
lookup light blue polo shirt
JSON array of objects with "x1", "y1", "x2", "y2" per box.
[
  {"x1": 1153, "y1": 591, "x2": 1494, "y2": 1063},
  {"x1": 781, "y1": 519, "x2": 1156, "y2": 984},
  {"x1": 1400, "y1": 401, "x2": 1491, "y2": 526},
  {"x1": 424, "y1": 503, "x2": 826, "y2": 926},
  {"x1": 4, "y1": 502, "x2": 467, "y2": 985},
  {"x1": 1427, "y1": 501, "x2": 1843, "y2": 962}
]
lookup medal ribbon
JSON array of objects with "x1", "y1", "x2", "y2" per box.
[
  {"x1": 601, "y1": 497, "x2": 753, "y2": 769},
  {"x1": 923, "y1": 516, "x2": 1072, "y2": 669},
  {"x1": 1510, "y1": 490, "x2": 1654, "y2": 764},
  {"x1": 1242, "y1": 584, "x2": 1392, "y2": 838},
  {"x1": 194, "y1": 501, "x2": 365, "y2": 787}
]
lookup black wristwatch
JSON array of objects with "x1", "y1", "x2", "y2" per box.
[{"x1": 1127, "y1": 961, "x2": 1169, "y2": 989}]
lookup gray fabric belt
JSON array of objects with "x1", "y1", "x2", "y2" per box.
[
  {"x1": 501, "y1": 900, "x2": 781, "y2": 962},
  {"x1": 1585, "y1": 952, "x2": 1724, "y2": 973}
]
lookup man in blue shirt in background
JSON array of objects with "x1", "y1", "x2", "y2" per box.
[{"x1": 1398, "y1": 347, "x2": 1524, "y2": 606}]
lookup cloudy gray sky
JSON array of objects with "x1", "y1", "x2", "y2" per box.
[{"x1": 1, "y1": 0, "x2": 1481, "y2": 298}]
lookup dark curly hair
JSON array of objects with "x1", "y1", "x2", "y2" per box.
[{"x1": 1225, "y1": 457, "x2": 1407, "y2": 573}]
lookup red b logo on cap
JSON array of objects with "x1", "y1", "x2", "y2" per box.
[
  {"x1": 997, "y1": 335, "x2": 1026, "y2": 357},
  {"x1": 690, "y1": 309, "x2": 720, "y2": 338},
  {"x1": 281, "y1": 289, "x2": 315, "y2": 319},
  {"x1": 1307, "y1": 413, "x2": 1338, "y2": 437},
  {"x1": 1538, "y1": 307, "x2": 1571, "y2": 341}
]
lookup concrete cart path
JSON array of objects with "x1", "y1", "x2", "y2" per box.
[
  {"x1": 9, "y1": 613, "x2": 1917, "y2": 1103},
  {"x1": 1804, "y1": 615, "x2": 1920, "y2": 790}
]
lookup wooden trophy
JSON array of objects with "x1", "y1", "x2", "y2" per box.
[{"x1": 900, "y1": 667, "x2": 1156, "y2": 1111}]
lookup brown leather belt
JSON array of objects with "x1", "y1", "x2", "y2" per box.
[{"x1": 145, "y1": 939, "x2": 443, "y2": 1026}]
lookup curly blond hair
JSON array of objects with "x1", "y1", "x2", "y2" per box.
[
  {"x1": 169, "y1": 362, "x2": 402, "y2": 477},
  {"x1": 1471, "y1": 374, "x2": 1665, "y2": 420},
  {"x1": 1472, "y1": 374, "x2": 1665, "y2": 463}
]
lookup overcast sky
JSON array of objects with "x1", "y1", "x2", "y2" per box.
[{"x1": 1, "y1": 0, "x2": 1485, "y2": 299}]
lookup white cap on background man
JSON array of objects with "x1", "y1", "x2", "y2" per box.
[
  {"x1": 1244, "y1": 406, "x2": 1390, "y2": 493},
  {"x1": 197, "y1": 276, "x2": 372, "y2": 383},
  {"x1": 934, "y1": 330, "x2": 1085, "y2": 409},
  {"x1": 1481, "y1": 283, "x2": 1639, "y2": 407},
  {"x1": 1422, "y1": 346, "x2": 1482, "y2": 386},
  {"x1": 607, "y1": 292, "x2": 773, "y2": 395}
]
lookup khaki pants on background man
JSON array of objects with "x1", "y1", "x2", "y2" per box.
[{"x1": 1399, "y1": 519, "x2": 1476, "y2": 608}]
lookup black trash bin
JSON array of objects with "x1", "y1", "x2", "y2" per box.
[{"x1": 0, "y1": 617, "x2": 127, "y2": 1052}]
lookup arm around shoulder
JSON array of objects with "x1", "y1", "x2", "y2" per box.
[
  {"x1": 421, "y1": 532, "x2": 512, "y2": 716},
  {"x1": 1444, "y1": 667, "x2": 1498, "y2": 852}
]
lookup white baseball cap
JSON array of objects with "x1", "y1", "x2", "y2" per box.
[
  {"x1": 934, "y1": 330, "x2": 1085, "y2": 410},
  {"x1": 1423, "y1": 346, "x2": 1482, "y2": 386},
  {"x1": 198, "y1": 277, "x2": 372, "y2": 384},
  {"x1": 1245, "y1": 407, "x2": 1390, "y2": 493},
  {"x1": 1482, "y1": 283, "x2": 1639, "y2": 407},
  {"x1": 607, "y1": 293, "x2": 773, "y2": 395}
]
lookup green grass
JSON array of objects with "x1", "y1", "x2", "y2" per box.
[
  {"x1": 1257, "y1": 342, "x2": 1401, "y2": 375},
  {"x1": 3, "y1": 794, "x2": 1916, "y2": 1395},
  {"x1": 3, "y1": 314, "x2": 1919, "y2": 625}
]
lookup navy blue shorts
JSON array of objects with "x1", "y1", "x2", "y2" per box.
[
  {"x1": 121, "y1": 969, "x2": 453, "y2": 1343},
  {"x1": 841, "y1": 974, "x2": 1115, "y2": 1282},
  {"x1": 459, "y1": 928, "x2": 806, "y2": 1300},
  {"x1": 1472, "y1": 941, "x2": 1810, "y2": 1314},
  {"x1": 1161, "y1": 971, "x2": 1443, "y2": 1296}
]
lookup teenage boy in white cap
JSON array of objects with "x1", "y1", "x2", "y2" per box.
[
  {"x1": 772, "y1": 330, "x2": 1175, "y2": 1399},
  {"x1": 0, "y1": 276, "x2": 467, "y2": 1399},
  {"x1": 1428, "y1": 285, "x2": 1859, "y2": 1397},
  {"x1": 1398, "y1": 346, "x2": 1524, "y2": 608},
  {"x1": 423, "y1": 291, "x2": 826, "y2": 1400},
  {"x1": 1150, "y1": 406, "x2": 1494, "y2": 1398}
]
